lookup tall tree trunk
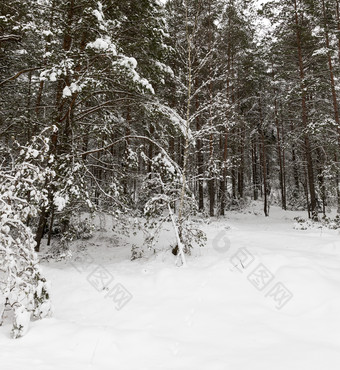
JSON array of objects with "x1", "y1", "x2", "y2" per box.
[
  {"x1": 280, "y1": 104, "x2": 287, "y2": 209},
  {"x1": 335, "y1": 154, "x2": 340, "y2": 213},
  {"x1": 289, "y1": 121, "x2": 300, "y2": 199},
  {"x1": 208, "y1": 0, "x2": 215, "y2": 217},
  {"x1": 259, "y1": 99, "x2": 269, "y2": 216},
  {"x1": 252, "y1": 138, "x2": 259, "y2": 200},
  {"x1": 237, "y1": 121, "x2": 245, "y2": 199},
  {"x1": 35, "y1": 0, "x2": 76, "y2": 251},
  {"x1": 274, "y1": 89, "x2": 285, "y2": 209},
  {"x1": 316, "y1": 148, "x2": 326, "y2": 216},
  {"x1": 148, "y1": 124, "x2": 154, "y2": 174},
  {"x1": 220, "y1": 16, "x2": 232, "y2": 215},
  {"x1": 293, "y1": 0, "x2": 317, "y2": 219},
  {"x1": 195, "y1": 90, "x2": 204, "y2": 211},
  {"x1": 35, "y1": 0, "x2": 55, "y2": 123}
]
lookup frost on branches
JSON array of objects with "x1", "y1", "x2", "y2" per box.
[
  {"x1": 0, "y1": 136, "x2": 53, "y2": 338},
  {"x1": 137, "y1": 152, "x2": 206, "y2": 263}
]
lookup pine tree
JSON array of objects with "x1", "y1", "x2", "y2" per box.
[{"x1": 0, "y1": 135, "x2": 53, "y2": 338}]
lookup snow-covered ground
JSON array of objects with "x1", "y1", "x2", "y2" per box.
[{"x1": 1, "y1": 205, "x2": 340, "y2": 370}]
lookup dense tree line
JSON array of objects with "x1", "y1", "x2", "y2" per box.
[{"x1": 2, "y1": 0, "x2": 340, "y2": 240}]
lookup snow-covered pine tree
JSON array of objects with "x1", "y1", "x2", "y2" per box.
[{"x1": 0, "y1": 134, "x2": 53, "y2": 338}]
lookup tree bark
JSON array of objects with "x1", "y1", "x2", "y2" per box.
[
  {"x1": 293, "y1": 0, "x2": 317, "y2": 219},
  {"x1": 259, "y1": 99, "x2": 269, "y2": 217}
]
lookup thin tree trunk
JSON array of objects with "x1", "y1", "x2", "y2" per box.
[
  {"x1": 280, "y1": 104, "x2": 287, "y2": 209},
  {"x1": 259, "y1": 99, "x2": 269, "y2": 217},
  {"x1": 237, "y1": 120, "x2": 245, "y2": 199},
  {"x1": 47, "y1": 207, "x2": 55, "y2": 246},
  {"x1": 148, "y1": 124, "x2": 154, "y2": 174},
  {"x1": 293, "y1": 0, "x2": 317, "y2": 219},
  {"x1": 195, "y1": 92, "x2": 204, "y2": 211},
  {"x1": 252, "y1": 138, "x2": 259, "y2": 200},
  {"x1": 302, "y1": 165, "x2": 311, "y2": 219},
  {"x1": 208, "y1": 0, "x2": 215, "y2": 217},
  {"x1": 335, "y1": 154, "x2": 340, "y2": 213},
  {"x1": 220, "y1": 8, "x2": 232, "y2": 215},
  {"x1": 289, "y1": 121, "x2": 300, "y2": 198},
  {"x1": 35, "y1": 208, "x2": 47, "y2": 252},
  {"x1": 274, "y1": 90, "x2": 285, "y2": 209}
]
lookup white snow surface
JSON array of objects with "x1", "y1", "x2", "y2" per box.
[{"x1": 1, "y1": 205, "x2": 340, "y2": 369}]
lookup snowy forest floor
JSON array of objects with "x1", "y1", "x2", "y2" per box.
[{"x1": 1, "y1": 203, "x2": 340, "y2": 370}]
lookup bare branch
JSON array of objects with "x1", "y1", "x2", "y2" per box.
[
  {"x1": 0, "y1": 67, "x2": 42, "y2": 87},
  {"x1": 0, "y1": 34, "x2": 21, "y2": 43}
]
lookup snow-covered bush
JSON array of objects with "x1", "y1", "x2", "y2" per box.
[
  {"x1": 38, "y1": 149, "x2": 95, "y2": 259},
  {"x1": 135, "y1": 152, "x2": 206, "y2": 261},
  {"x1": 293, "y1": 215, "x2": 340, "y2": 231},
  {"x1": 323, "y1": 215, "x2": 340, "y2": 230},
  {"x1": 293, "y1": 217, "x2": 317, "y2": 230},
  {"x1": 45, "y1": 215, "x2": 95, "y2": 261},
  {"x1": 0, "y1": 136, "x2": 53, "y2": 338}
]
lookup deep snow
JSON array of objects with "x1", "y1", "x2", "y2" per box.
[{"x1": 1, "y1": 205, "x2": 340, "y2": 370}]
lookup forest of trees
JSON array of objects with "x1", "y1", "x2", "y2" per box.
[{"x1": 1, "y1": 0, "x2": 340, "y2": 336}]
